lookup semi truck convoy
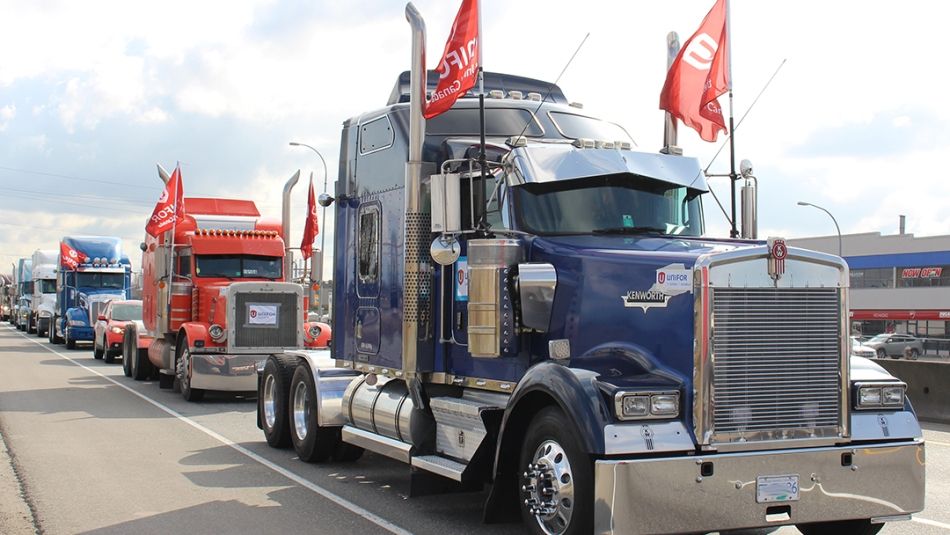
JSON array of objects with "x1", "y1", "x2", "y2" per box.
[
  {"x1": 257, "y1": 5, "x2": 925, "y2": 535},
  {"x1": 13, "y1": 257, "x2": 31, "y2": 330},
  {"x1": 49, "y1": 236, "x2": 132, "y2": 349},
  {"x1": 30, "y1": 249, "x2": 58, "y2": 337},
  {"x1": 130, "y1": 180, "x2": 329, "y2": 401}
]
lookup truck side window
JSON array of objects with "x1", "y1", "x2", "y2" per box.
[
  {"x1": 358, "y1": 206, "x2": 380, "y2": 285},
  {"x1": 175, "y1": 251, "x2": 191, "y2": 278}
]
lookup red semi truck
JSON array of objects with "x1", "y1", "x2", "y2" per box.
[{"x1": 129, "y1": 183, "x2": 329, "y2": 401}]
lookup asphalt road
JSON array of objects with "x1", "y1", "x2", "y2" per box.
[{"x1": 1, "y1": 324, "x2": 949, "y2": 535}]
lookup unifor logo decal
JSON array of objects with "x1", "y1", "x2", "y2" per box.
[
  {"x1": 657, "y1": 272, "x2": 666, "y2": 284},
  {"x1": 683, "y1": 33, "x2": 719, "y2": 71}
]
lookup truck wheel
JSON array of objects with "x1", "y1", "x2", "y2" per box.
[
  {"x1": 93, "y1": 335, "x2": 104, "y2": 359},
  {"x1": 27, "y1": 316, "x2": 36, "y2": 334},
  {"x1": 121, "y1": 334, "x2": 133, "y2": 377},
  {"x1": 260, "y1": 356, "x2": 295, "y2": 448},
  {"x1": 65, "y1": 328, "x2": 76, "y2": 350},
  {"x1": 797, "y1": 519, "x2": 883, "y2": 535},
  {"x1": 104, "y1": 343, "x2": 116, "y2": 364},
  {"x1": 289, "y1": 363, "x2": 337, "y2": 462},
  {"x1": 519, "y1": 406, "x2": 593, "y2": 535},
  {"x1": 133, "y1": 348, "x2": 154, "y2": 381},
  {"x1": 176, "y1": 344, "x2": 205, "y2": 402},
  {"x1": 49, "y1": 319, "x2": 62, "y2": 344}
]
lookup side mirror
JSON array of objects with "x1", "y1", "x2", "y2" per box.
[
  {"x1": 97, "y1": 314, "x2": 106, "y2": 321},
  {"x1": 317, "y1": 193, "x2": 335, "y2": 207}
]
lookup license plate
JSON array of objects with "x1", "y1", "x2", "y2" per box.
[{"x1": 756, "y1": 475, "x2": 800, "y2": 503}]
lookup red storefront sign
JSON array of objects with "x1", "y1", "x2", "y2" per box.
[
  {"x1": 901, "y1": 267, "x2": 943, "y2": 278},
  {"x1": 851, "y1": 309, "x2": 950, "y2": 320}
]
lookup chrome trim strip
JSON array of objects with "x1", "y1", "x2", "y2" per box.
[{"x1": 341, "y1": 425, "x2": 411, "y2": 463}]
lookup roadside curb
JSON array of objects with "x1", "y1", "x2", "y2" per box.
[{"x1": 0, "y1": 426, "x2": 39, "y2": 535}]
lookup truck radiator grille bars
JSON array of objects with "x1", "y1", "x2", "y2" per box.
[
  {"x1": 232, "y1": 292, "x2": 298, "y2": 348},
  {"x1": 709, "y1": 287, "x2": 843, "y2": 442}
]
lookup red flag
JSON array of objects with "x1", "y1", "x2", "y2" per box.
[
  {"x1": 300, "y1": 177, "x2": 318, "y2": 260},
  {"x1": 60, "y1": 241, "x2": 88, "y2": 270},
  {"x1": 145, "y1": 165, "x2": 185, "y2": 237},
  {"x1": 659, "y1": 0, "x2": 730, "y2": 142},
  {"x1": 424, "y1": 0, "x2": 480, "y2": 119}
]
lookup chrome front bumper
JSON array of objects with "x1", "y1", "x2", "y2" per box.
[
  {"x1": 190, "y1": 353, "x2": 265, "y2": 392},
  {"x1": 594, "y1": 440, "x2": 925, "y2": 535}
]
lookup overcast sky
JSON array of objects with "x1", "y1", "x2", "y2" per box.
[{"x1": 1, "y1": 0, "x2": 948, "y2": 276}]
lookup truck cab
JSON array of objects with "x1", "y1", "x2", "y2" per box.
[
  {"x1": 31, "y1": 249, "x2": 58, "y2": 337},
  {"x1": 13, "y1": 258, "x2": 32, "y2": 331},
  {"x1": 50, "y1": 236, "x2": 132, "y2": 349}
]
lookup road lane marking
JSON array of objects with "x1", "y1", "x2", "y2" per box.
[
  {"x1": 8, "y1": 327, "x2": 412, "y2": 535},
  {"x1": 915, "y1": 517, "x2": 950, "y2": 530},
  {"x1": 927, "y1": 440, "x2": 950, "y2": 447}
]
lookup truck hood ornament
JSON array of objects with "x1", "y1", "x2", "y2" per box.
[{"x1": 767, "y1": 237, "x2": 788, "y2": 282}]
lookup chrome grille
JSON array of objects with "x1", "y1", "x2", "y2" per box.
[
  {"x1": 233, "y1": 292, "x2": 298, "y2": 348},
  {"x1": 711, "y1": 288, "x2": 841, "y2": 436}
]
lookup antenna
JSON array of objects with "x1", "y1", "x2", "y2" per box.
[{"x1": 513, "y1": 32, "x2": 591, "y2": 142}]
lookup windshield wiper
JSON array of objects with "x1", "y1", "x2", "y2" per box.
[{"x1": 591, "y1": 226, "x2": 667, "y2": 235}]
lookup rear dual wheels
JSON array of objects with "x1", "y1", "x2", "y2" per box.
[
  {"x1": 289, "y1": 364, "x2": 362, "y2": 463},
  {"x1": 261, "y1": 356, "x2": 296, "y2": 448}
]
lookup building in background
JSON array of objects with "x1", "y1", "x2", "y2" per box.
[{"x1": 790, "y1": 231, "x2": 950, "y2": 351}]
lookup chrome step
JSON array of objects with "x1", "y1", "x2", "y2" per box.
[
  {"x1": 411, "y1": 454, "x2": 467, "y2": 481},
  {"x1": 341, "y1": 426, "x2": 411, "y2": 463}
]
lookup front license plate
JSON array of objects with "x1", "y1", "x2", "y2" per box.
[{"x1": 756, "y1": 475, "x2": 800, "y2": 503}]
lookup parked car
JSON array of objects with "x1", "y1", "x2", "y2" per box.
[
  {"x1": 864, "y1": 333, "x2": 924, "y2": 359},
  {"x1": 93, "y1": 300, "x2": 142, "y2": 364},
  {"x1": 850, "y1": 336, "x2": 877, "y2": 358}
]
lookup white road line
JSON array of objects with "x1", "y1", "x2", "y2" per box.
[
  {"x1": 927, "y1": 440, "x2": 950, "y2": 448},
  {"x1": 915, "y1": 517, "x2": 950, "y2": 530},
  {"x1": 8, "y1": 327, "x2": 412, "y2": 535}
]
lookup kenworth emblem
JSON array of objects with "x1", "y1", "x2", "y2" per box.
[{"x1": 768, "y1": 237, "x2": 788, "y2": 281}]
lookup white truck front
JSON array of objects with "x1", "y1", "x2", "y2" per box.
[{"x1": 31, "y1": 249, "x2": 58, "y2": 337}]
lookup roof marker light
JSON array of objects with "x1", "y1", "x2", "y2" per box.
[
  {"x1": 506, "y1": 135, "x2": 528, "y2": 148},
  {"x1": 526, "y1": 92, "x2": 542, "y2": 102},
  {"x1": 488, "y1": 90, "x2": 504, "y2": 99},
  {"x1": 569, "y1": 102, "x2": 584, "y2": 109},
  {"x1": 508, "y1": 90, "x2": 523, "y2": 100}
]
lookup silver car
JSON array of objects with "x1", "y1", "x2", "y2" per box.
[
  {"x1": 864, "y1": 333, "x2": 924, "y2": 359},
  {"x1": 850, "y1": 336, "x2": 877, "y2": 358}
]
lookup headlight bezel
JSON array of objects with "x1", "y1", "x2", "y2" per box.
[
  {"x1": 853, "y1": 381, "x2": 906, "y2": 410},
  {"x1": 209, "y1": 324, "x2": 227, "y2": 343},
  {"x1": 613, "y1": 390, "x2": 681, "y2": 421}
]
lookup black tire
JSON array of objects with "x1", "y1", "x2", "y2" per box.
[
  {"x1": 49, "y1": 318, "x2": 62, "y2": 344},
  {"x1": 132, "y1": 348, "x2": 154, "y2": 381},
  {"x1": 876, "y1": 348, "x2": 886, "y2": 358},
  {"x1": 94, "y1": 334, "x2": 104, "y2": 359},
  {"x1": 910, "y1": 348, "x2": 920, "y2": 360},
  {"x1": 104, "y1": 345, "x2": 116, "y2": 364},
  {"x1": 797, "y1": 519, "x2": 884, "y2": 535},
  {"x1": 27, "y1": 315, "x2": 36, "y2": 334},
  {"x1": 176, "y1": 342, "x2": 205, "y2": 402},
  {"x1": 289, "y1": 364, "x2": 340, "y2": 463},
  {"x1": 260, "y1": 356, "x2": 295, "y2": 448},
  {"x1": 65, "y1": 328, "x2": 76, "y2": 350},
  {"x1": 121, "y1": 333, "x2": 133, "y2": 377},
  {"x1": 519, "y1": 406, "x2": 593, "y2": 535}
]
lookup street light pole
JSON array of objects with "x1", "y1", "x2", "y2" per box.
[
  {"x1": 290, "y1": 142, "x2": 329, "y2": 312},
  {"x1": 797, "y1": 201, "x2": 842, "y2": 257}
]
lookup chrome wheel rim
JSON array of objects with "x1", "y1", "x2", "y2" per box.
[
  {"x1": 522, "y1": 440, "x2": 575, "y2": 535},
  {"x1": 293, "y1": 381, "x2": 310, "y2": 441},
  {"x1": 262, "y1": 374, "x2": 277, "y2": 429}
]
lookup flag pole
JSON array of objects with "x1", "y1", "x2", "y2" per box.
[
  {"x1": 166, "y1": 164, "x2": 179, "y2": 326},
  {"x1": 476, "y1": 0, "x2": 487, "y2": 231},
  {"x1": 726, "y1": 0, "x2": 738, "y2": 238}
]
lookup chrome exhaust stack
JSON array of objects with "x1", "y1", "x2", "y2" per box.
[
  {"x1": 739, "y1": 159, "x2": 757, "y2": 239},
  {"x1": 281, "y1": 170, "x2": 302, "y2": 281}
]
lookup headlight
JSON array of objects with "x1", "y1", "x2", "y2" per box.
[
  {"x1": 614, "y1": 391, "x2": 680, "y2": 420},
  {"x1": 854, "y1": 382, "x2": 905, "y2": 409},
  {"x1": 209, "y1": 324, "x2": 226, "y2": 343},
  {"x1": 39, "y1": 311, "x2": 51, "y2": 318},
  {"x1": 307, "y1": 325, "x2": 322, "y2": 339},
  {"x1": 111, "y1": 326, "x2": 124, "y2": 334}
]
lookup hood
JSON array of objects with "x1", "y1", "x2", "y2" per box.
[
  {"x1": 78, "y1": 291, "x2": 127, "y2": 323},
  {"x1": 529, "y1": 234, "x2": 757, "y2": 387},
  {"x1": 33, "y1": 294, "x2": 55, "y2": 313}
]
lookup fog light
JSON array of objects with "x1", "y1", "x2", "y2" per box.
[
  {"x1": 209, "y1": 324, "x2": 226, "y2": 343},
  {"x1": 651, "y1": 394, "x2": 679, "y2": 416}
]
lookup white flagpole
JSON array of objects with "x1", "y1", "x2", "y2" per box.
[{"x1": 166, "y1": 163, "x2": 179, "y2": 327}]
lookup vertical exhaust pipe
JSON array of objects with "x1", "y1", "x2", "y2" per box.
[
  {"x1": 282, "y1": 170, "x2": 302, "y2": 281},
  {"x1": 739, "y1": 159, "x2": 757, "y2": 239},
  {"x1": 899, "y1": 215, "x2": 906, "y2": 235},
  {"x1": 157, "y1": 163, "x2": 171, "y2": 184}
]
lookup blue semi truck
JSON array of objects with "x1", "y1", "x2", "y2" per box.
[
  {"x1": 258, "y1": 6, "x2": 925, "y2": 534},
  {"x1": 49, "y1": 236, "x2": 132, "y2": 349}
]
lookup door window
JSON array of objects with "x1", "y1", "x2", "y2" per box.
[{"x1": 357, "y1": 204, "x2": 381, "y2": 297}]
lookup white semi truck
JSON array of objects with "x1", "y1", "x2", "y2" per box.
[{"x1": 31, "y1": 249, "x2": 58, "y2": 337}]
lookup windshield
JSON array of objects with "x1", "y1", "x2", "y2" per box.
[
  {"x1": 111, "y1": 303, "x2": 142, "y2": 322},
  {"x1": 75, "y1": 272, "x2": 126, "y2": 289},
  {"x1": 36, "y1": 279, "x2": 56, "y2": 294},
  {"x1": 515, "y1": 175, "x2": 704, "y2": 236},
  {"x1": 195, "y1": 255, "x2": 282, "y2": 279}
]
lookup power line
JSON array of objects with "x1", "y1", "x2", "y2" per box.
[
  {"x1": 0, "y1": 222, "x2": 142, "y2": 241},
  {"x1": 0, "y1": 164, "x2": 157, "y2": 190}
]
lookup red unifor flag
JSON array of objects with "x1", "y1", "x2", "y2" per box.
[
  {"x1": 145, "y1": 164, "x2": 185, "y2": 237},
  {"x1": 60, "y1": 241, "x2": 88, "y2": 270},
  {"x1": 300, "y1": 176, "x2": 318, "y2": 260},
  {"x1": 659, "y1": 0, "x2": 730, "y2": 142},
  {"x1": 423, "y1": 0, "x2": 480, "y2": 119}
]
